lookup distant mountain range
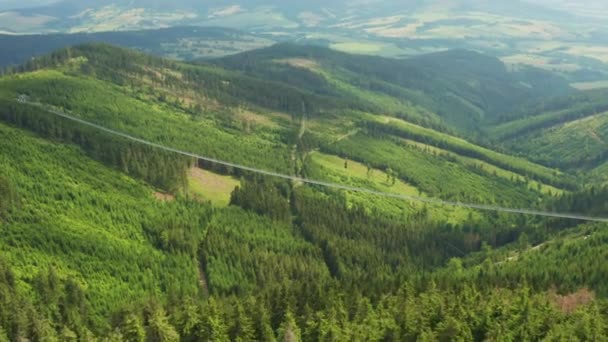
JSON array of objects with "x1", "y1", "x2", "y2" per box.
[
  {"x1": 0, "y1": 0, "x2": 600, "y2": 34},
  {"x1": 2, "y1": 1, "x2": 608, "y2": 85},
  {"x1": 0, "y1": 26, "x2": 275, "y2": 66}
]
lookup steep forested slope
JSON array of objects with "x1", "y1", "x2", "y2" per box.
[
  {"x1": 1, "y1": 44, "x2": 574, "y2": 202},
  {"x1": 0, "y1": 43, "x2": 606, "y2": 340},
  {"x1": 1, "y1": 119, "x2": 606, "y2": 340},
  {"x1": 213, "y1": 44, "x2": 572, "y2": 132},
  {"x1": 489, "y1": 89, "x2": 608, "y2": 176},
  {"x1": 0, "y1": 122, "x2": 212, "y2": 334},
  {"x1": 0, "y1": 121, "x2": 606, "y2": 340}
]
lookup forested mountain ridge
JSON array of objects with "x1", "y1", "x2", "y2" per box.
[
  {"x1": 5, "y1": 0, "x2": 608, "y2": 90},
  {"x1": 487, "y1": 88, "x2": 608, "y2": 184},
  {"x1": 2, "y1": 43, "x2": 573, "y2": 194},
  {"x1": 212, "y1": 43, "x2": 573, "y2": 132},
  {"x1": 0, "y1": 43, "x2": 607, "y2": 340},
  {"x1": 0, "y1": 26, "x2": 274, "y2": 68}
]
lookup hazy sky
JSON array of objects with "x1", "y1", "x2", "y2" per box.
[
  {"x1": 0, "y1": 0, "x2": 57, "y2": 10},
  {"x1": 0, "y1": 0, "x2": 602, "y2": 10},
  {"x1": 1, "y1": 0, "x2": 605, "y2": 16},
  {"x1": 0, "y1": 0, "x2": 56, "y2": 3}
]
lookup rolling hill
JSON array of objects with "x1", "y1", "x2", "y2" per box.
[
  {"x1": 211, "y1": 43, "x2": 572, "y2": 133},
  {"x1": 0, "y1": 0, "x2": 584, "y2": 33},
  {"x1": 4, "y1": 0, "x2": 608, "y2": 86},
  {"x1": 0, "y1": 26, "x2": 274, "y2": 67},
  {"x1": 0, "y1": 43, "x2": 573, "y2": 193},
  {"x1": 0, "y1": 43, "x2": 606, "y2": 340},
  {"x1": 487, "y1": 89, "x2": 608, "y2": 185}
]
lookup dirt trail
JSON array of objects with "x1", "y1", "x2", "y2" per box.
[
  {"x1": 500, "y1": 234, "x2": 592, "y2": 265},
  {"x1": 499, "y1": 242, "x2": 547, "y2": 264},
  {"x1": 154, "y1": 192, "x2": 175, "y2": 202},
  {"x1": 291, "y1": 115, "x2": 309, "y2": 182},
  {"x1": 587, "y1": 128, "x2": 606, "y2": 145},
  {"x1": 334, "y1": 129, "x2": 359, "y2": 143},
  {"x1": 298, "y1": 114, "x2": 307, "y2": 139},
  {"x1": 198, "y1": 261, "x2": 209, "y2": 295}
]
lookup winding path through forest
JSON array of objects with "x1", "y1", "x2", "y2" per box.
[{"x1": 298, "y1": 114, "x2": 307, "y2": 139}]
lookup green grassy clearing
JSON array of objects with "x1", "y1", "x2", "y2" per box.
[
  {"x1": 571, "y1": 80, "x2": 608, "y2": 90},
  {"x1": 308, "y1": 152, "x2": 479, "y2": 224},
  {"x1": 324, "y1": 132, "x2": 551, "y2": 207},
  {"x1": 188, "y1": 168, "x2": 240, "y2": 207},
  {"x1": 330, "y1": 42, "x2": 402, "y2": 56},
  {"x1": 311, "y1": 152, "x2": 421, "y2": 195}
]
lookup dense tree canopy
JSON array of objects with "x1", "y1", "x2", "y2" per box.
[{"x1": 0, "y1": 43, "x2": 606, "y2": 341}]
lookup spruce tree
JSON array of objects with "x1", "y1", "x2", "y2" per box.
[{"x1": 278, "y1": 311, "x2": 301, "y2": 342}]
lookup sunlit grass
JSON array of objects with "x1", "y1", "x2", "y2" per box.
[{"x1": 188, "y1": 168, "x2": 240, "y2": 207}]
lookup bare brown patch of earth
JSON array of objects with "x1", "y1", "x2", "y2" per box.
[
  {"x1": 275, "y1": 58, "x2": 319, "y2": 71},
  {"x1": 550, "y1": 288, "x2": 595, "y2": 314},
  {"x1": 154, "y1": 192, "x2": 175, "y2": 202}
]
